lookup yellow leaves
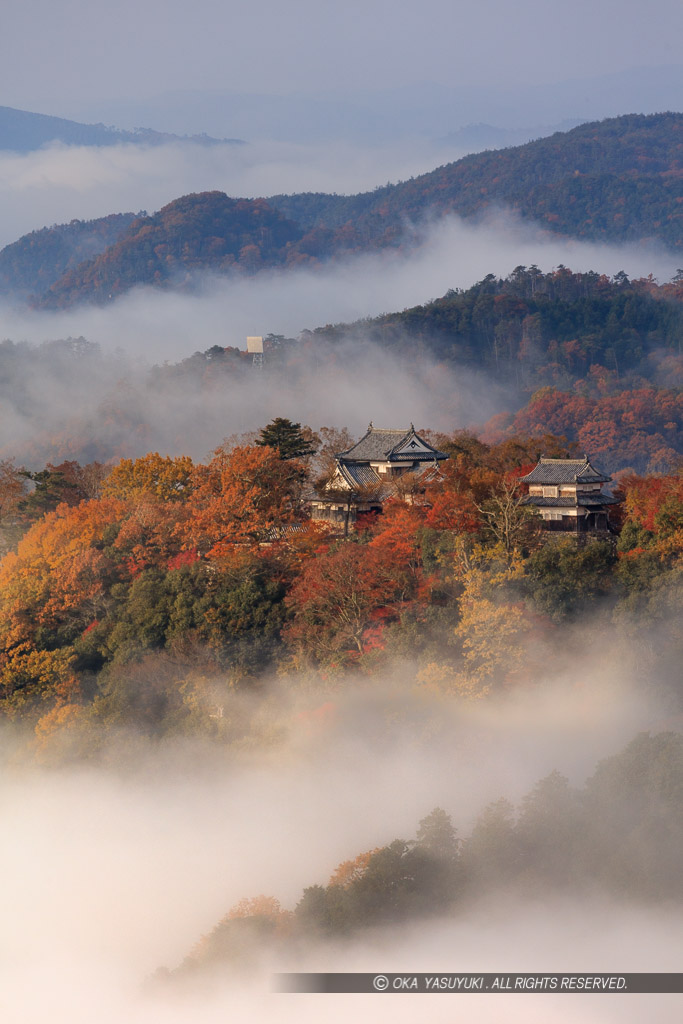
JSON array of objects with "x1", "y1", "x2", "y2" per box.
[
  {"x1": 0, "y1": 647, "x2": 78, "y2": 716},
  {"x1": 449, "y1": 551, "x2": 530, "y2": 692},
  {"x1": 450, "y1": 538, "x2": 526, "y2": 585},
  {"x1": 34, "y1": 702, "x2": 90, "y2": 763},
  {"x1": 103, "y1": 452, "x2": 194, "y2": 502},
  {"x1": 227, "y1": 895, "x2": 284, "y2": 920},
  {"x1": 456, "y1": 592, "x2": 526, "y2": 682},
  {"x1": 415, "y1": 662, "x2": 491, "y2": 699}
]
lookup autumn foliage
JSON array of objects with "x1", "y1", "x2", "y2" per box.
[{"x1": 0, "y1": 423, "x2": 680, "y2": 749}]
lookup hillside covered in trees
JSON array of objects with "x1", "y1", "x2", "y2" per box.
[
  {"x1": 3, "y1": 114, "x2": 682, "y2": 307},
  {"x1": 1, "y1": 269, "x2": 682, "y2": 476},
  {"x1": 270, "y1": 112, "x2": 683, "y2": 250},
  {"x1": 0, "y1": 212, "x2": 138, "y2": 299},
  {"x1": 0, "y1": 420, "x2": 681, "y2": 758},
  {"x1": 33, "y1": 193, "x2": 304, "y2": 308},
  {"x1": 309, "y1": 266, "x2": 683, "y2": 474}
]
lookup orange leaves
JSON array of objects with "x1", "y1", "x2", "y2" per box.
[
  {"x1": 112, "y1": 499, "x2": 188, "y2": 573},
  {"x1": 367, "y1": 501, "x2": 423, "y2": 573},
  {"x1": 328, "y1": 849, "x2": 380, "y2": 889},
  {"x1": 223, "y1": 894, "x2": 293, "y2": 936},
  {"x1": 424, "y1": 489, "x2": 478, "y2": 533},
  {"x1": 180, "y1": 445, "x2": 304, "y2": 557},
  {"x1": 227, "y1": 895, "x2": 284, "y2": 920},
  {"x1": 0, "y1": 498, "x2": 126, "y2": 632},
  {"x1": 0, "y1": 458, "x2": 27, "y2": 522},
  {"x1": 485, "y1": 387, "x2": 683, "y2": 475},
  {"x1": 103, "y1": 452, "x2": 194, "y2": 502},
  {"x1": 621, "y1": 472, "x2": 683, "y2": 536}
]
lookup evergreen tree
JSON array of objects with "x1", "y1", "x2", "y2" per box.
[{"x1": 256, "y1": 418, "x2": 317, "y2": 460}]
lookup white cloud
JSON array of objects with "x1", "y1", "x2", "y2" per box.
[
  {"x1": 0, "y1": 139, "x2": 462, "y2": 250},
  {"x1": 1, "y1": 208, "x2": 678, "y2": 465},
  {"x1": 0, "y1": 666, "x2": 677, "y2": 1023},
  {"x1": 3, "y1": 208, "x2": 678, "y2": 361}
]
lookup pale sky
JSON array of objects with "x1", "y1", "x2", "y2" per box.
[{"x1": 3, "y1": 0, "x2": 683, "y2": 119}]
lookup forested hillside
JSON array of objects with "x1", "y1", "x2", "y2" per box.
[
  {"x1": 4, "y1": 114, "x2": 682, "y2": 307},
  {"x1": 271, "y1": 112, "x2": 683, "y2": 249},
  {"x1": 0, "y1": 213, "x2": 138, "y2": 299},
  {"x1": 0, "y1": 422, "x2": 681, "y2": 759},
  {"x1": 311, "y1": 265, "x2": 683, "y2": 379},
  {"x1": 308, "y1": 267, "x2": 683, "y2": 473},
  {"x1": 34, "y1": 193, "x2": 304, "y2": 308}
]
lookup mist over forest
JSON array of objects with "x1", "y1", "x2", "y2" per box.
[{"x1": 2, "y1": 18, "x2": 683, "y2": 1016}]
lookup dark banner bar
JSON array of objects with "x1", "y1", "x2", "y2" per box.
[{"x1": 274, "y1": 973, "x2": 683, "y2": 994}]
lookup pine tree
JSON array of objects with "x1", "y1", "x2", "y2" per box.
[{"x1": 256, "y1": 418, "x2": 317, "y2": 460}]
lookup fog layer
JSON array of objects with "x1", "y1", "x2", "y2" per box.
[
  {"x1": 2, "y1": 209, "x2": 677, "y2": 359},
  {"x1": 1, "y1": 665, "x2": 679, "y2": 1023},
  {"x1": 0, "y1": 139, "x2": 472, "y2": 250}
]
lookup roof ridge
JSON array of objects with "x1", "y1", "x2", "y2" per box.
[
  {"x1": 540, "y1": 456, "x2": 585, "y2": 463},
  {"x1": 367, "y1": 427, "x2": 411, "y2": 433}
]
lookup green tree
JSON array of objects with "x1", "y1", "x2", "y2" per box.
[
  {"x1": 256, "y1": 418, "x2": 318, "y2": 460},
  {"x1": 18, "y1": 467, "x2": 81, "y2": 521},
  {"x1": 461, "y1": 797, "x2": 519, "y2": 889},
  {"x1": 524, "y1": 538, "x2": 615, "y2": 620},
  {"x1": 415, "y1": 807, "x2": 459, "y2": 860}
]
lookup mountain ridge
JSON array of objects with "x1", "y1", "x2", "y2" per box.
[
  {"x1": 3, "y1": 113, "x2": 681, "y2": 308},
  {"x1": 0, "y1": 104, "x2": 244, "y2": 153}
]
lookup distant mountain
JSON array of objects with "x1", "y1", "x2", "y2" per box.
[
  {"x1": 0, "y1": 105, "x2": 243, "y2": 152},
  {"x1": 268, "y1": 113, "x2": 683, "y2": 248},
  {"x1": 434, "y1": 119, "x2": 584, "y2": 151},
  {"x1": 34, "y1": 193, "x2": 303, "y2": 308},
  {"x1": 6, "y1": 114, "x2": 683, "y2": 308},
  {"x1": 0, "y1": 213, "x2": 139, "y2": 299}
]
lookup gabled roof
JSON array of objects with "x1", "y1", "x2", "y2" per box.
[
  {"x1": 338, "y1": 423, "x2": 448, "y2": 463},
  {"x1": 521, "y1": 456, "x2": 611, "y2": 485}
]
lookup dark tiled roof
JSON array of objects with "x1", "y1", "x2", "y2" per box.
[
  {"x1": 581, "y1": 493, "x2": 621, "y2": 507},
  {"x1": 338, "y1": 425, "x2": 447, "y2": 462},
  {"x1": 524, "y1": 492, "x2": 619, "y2": 508},
  {"x1": 340, "y1": 463, "x2": 382, "y2": 488},
  {"x1": 391, "y1": 450, "x2": 446, "y2": 461},
  {"x1": 521, "y1": 457, "x2": 611, "y2": 485},
  {"x1": 524, "y1": 495, "x2": 580, "y2": 507}
]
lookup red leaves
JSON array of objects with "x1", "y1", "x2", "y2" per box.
[
  {"x1": 484, "y1": 387, "x2": 683, "y2": 474},
  {"x1": 283, "y1": 542, "x2": 407, "y2": 664},
  {"x1": 166, "y1": 548, "x2": 199, "y2": 570},
  {"x1": 621, "y1": 473, "x2": 683, "y2": 533}
]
